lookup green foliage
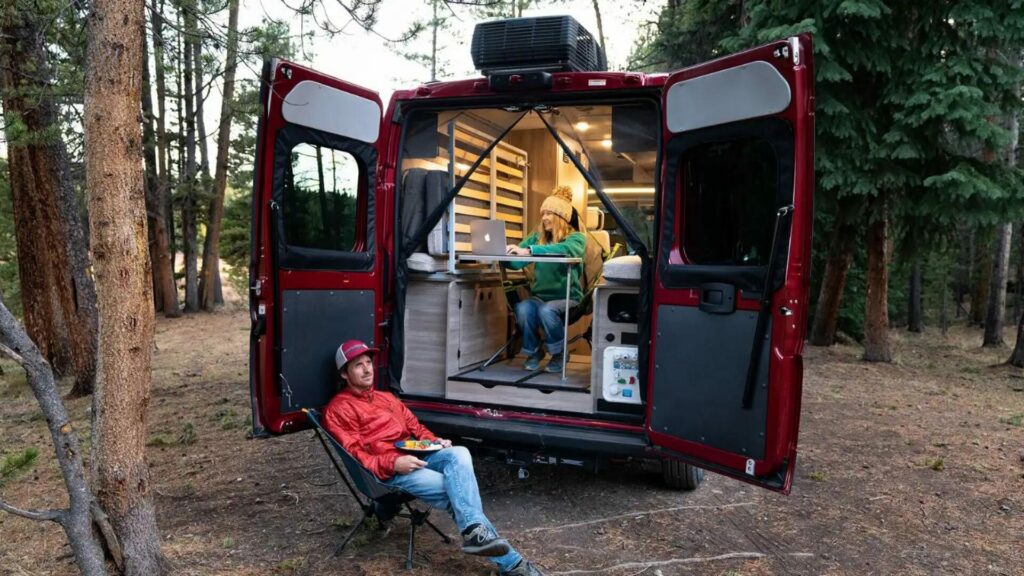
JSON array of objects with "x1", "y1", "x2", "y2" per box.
[
  {"x1": 0, "y1": 446, "x2": 39, "y2": 484},
  {"x1": 0, "y1": 160, "x2": 20, "y2": 316},
  {"x1": 639, "y1": 0, "x2": 1024, "y2": 340},
  {"x1": 999, "y1": 413, "x2": 1024, "y2": 427}
]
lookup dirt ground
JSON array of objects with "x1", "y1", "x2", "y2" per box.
[{"x1": 1, "y1": 308, "x2": 1023, "y2": 576}]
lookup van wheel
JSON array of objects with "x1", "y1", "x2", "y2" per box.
[{"x1": 661, "y1": 460, "x2": 704, "y2": 490}]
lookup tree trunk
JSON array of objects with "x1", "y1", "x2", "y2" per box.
[
  {"x1": 193, "y1": 38, "x2": 210, "y2": 178},
  {"x1": 85, "y1": 0, "x2": 168, "y2": 572},
  {"x1": 983, "y1": 223, "x2": 1013, "y2": 347},
  {"x1": 908, "y1": 259, "x2": 924, "y2": 333},
  {"x1": 0, "y1": 298, "x2": 108, "y2": 576},
  {"x1": 591, "y1": 0, "x2": 606, "y2": 52},
  {"x1": 1010, "y1": 309, "x2": 1024, "y2": 366},
  {"x1": 148, "y1": 0, "x2": 181, "y2": 318},
  {"x1": 863, "y1": 205, "x2": 892, "y2": 362},
  {"x1": 0, "y1": 5, "x2": 98, "y2": 396},
  {"x1": 199, "y1": 0, "x2": 239, "y2": 310},
  {"x1": 809, "y1": 221, "x2": 855, "y2": 346},
  {"x1": 971, "y1": 225, "x2": 994, "y2": 326},
  {"x1": 181, "y1": 1, "x2": 199, "y2": 312}
]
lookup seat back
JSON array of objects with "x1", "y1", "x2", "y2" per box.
[{"x1": 305, "y1": 409, "x2": 400, "y2": 501}]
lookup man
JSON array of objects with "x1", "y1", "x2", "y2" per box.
[{"x1": 324, "y1": 339, "x2": 545, "y2": 576}]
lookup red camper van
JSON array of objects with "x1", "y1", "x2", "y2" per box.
[{"x1": 248, "y1": 16, "x2": 814, "y2": 493}]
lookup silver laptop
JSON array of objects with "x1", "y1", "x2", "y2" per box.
[{"x1": 470, "y1": 219, "x2": 508, "y2": 256}]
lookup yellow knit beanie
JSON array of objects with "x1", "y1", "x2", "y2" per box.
[{"x1": 540, "y1": 185, "x2": 573, "y2": 222}]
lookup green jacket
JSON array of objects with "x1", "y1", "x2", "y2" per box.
[{"x1": 507, "y1": 231, "x2": 586, "y2": 303}]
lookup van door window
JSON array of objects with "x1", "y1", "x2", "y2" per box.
[
  {"x1": 680, "y1": 138, "x2": 777, "y2": 266},
  {"x1": 283, "y1": 143, "x2": 362, "y2": 252}
]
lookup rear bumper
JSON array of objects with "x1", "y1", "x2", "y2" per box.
[{"x1": 413, "y1": 409, "x2": 650, "y2": 458}]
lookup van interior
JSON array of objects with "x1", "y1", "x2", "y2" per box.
[{"x1": 391, "y1": 102, "x2": 658, "y2": 418}]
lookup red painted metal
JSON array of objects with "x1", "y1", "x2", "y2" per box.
[
  {"x1": 646, "y1": 35, "x2": 814, "y2": 493},
  {"x1": 251, "y1": 60, "x2": 391, "y2": 434}
]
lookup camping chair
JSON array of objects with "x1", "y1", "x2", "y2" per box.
[{"x1": 303, "y1": 409, "x2": 451, "y2": 569}]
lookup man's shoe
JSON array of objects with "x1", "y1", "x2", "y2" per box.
[
  {"x1": 461, "y1": 523, "x2": 510, "y2": 557},
  {"x1": 503, "y1": 559, "x2": 546, "y2": 576},
  {"x1": 523, "y1": 350, "x2": 544, "y2": 371},
  {"x1": 544, "y1": 352, "x2": 564, "y2": 373}
]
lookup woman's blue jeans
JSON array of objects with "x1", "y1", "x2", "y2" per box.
[
  {"x1": 515, "y1": 297, "x2": 577, "y2": 356},
  {"x1": 385, "y1": 446, "x2": 522, "y2": 572}
]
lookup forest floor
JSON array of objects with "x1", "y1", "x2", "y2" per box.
[{"x1": 1, "y1": 307, "x2": 1023, "y2": 576}]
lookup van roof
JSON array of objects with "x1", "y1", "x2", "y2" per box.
[{"x1": 392, "y1": 71, "x2": 670, "y2": 102}]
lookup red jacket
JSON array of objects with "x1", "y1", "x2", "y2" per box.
[{"x1": 323, "y1": 385, "x2": 437, "y2": 480}]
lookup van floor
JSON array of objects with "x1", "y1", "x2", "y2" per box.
[{"x1": 450, "y1": 357, "x2": 590, "y2": 393}]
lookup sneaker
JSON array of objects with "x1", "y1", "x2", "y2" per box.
[
  {"x1": 461, "y1": 523, "x2": 510, "y2": 557},
  {"x1": 544, "y1": 352, "x2": 564, "y2": 373},
  {"x1": 503, "y1": 559, "x2": 546, "y2": 576},
  {"x1": 523, "y1": 350, "x2": 544, "y2": 371}
]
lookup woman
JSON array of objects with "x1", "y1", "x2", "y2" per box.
[{"x1": 505, "y1": 185, "x2": 586, "y2": 373}]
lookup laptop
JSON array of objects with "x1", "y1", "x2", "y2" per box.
[{"x1": 470, "y1": 219, "x2": 508, "y2": 256}]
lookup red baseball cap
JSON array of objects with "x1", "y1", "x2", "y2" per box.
[{"x1": 335, "y1": 339, "x2": 379, "y2": 370}]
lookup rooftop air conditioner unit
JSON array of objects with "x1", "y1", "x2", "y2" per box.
[{"x1": 471, "y1": 16, "x2": 607, "y2": 75}]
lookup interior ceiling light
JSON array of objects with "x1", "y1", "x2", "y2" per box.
[
  {"x1": 600, "y1": 139, "x2": 613, "y2": 149},
  {"x1": 456, "y1": 162, "x2": 470, "y2": 172},
  {"x1": 574, "y1": 121, "x2": 590, "y2": 132}
]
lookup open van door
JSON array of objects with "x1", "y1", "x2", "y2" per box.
[
  {"x1": 647, "y1": 36, "x2": 814, "y2": 492},
  {"x1": 250, "y1": 59, "x2": 388, "y2": 435}
]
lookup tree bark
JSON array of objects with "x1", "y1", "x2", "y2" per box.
[
  {"x1": 0, "y1": 298, "x2": 108, "y2": 576},
  {"x1": 199, "y1": 0, "x2": 239, "y2": 310},
  {"x1": 181, "y1": 0, "x2": 199, "y2": 312},
  {"x1": 85, "y1": 0, "x2": 168, "y2": 572},
  {"x1": 908, "y1": 259, "x2": 924, "y2": 333},
  {"x1": 863, "y1": 203, "x2": 892, "y2": 362},
  {"x1": 983, "y1": 223, "x2": 1013, "y2": 347},
  {"x1": 147, "y1": 0, "x2": 181, "y2": 318},
  {"x1": 971, "y1": 225, "x2": 994, "y2": 326},
  {"x1": 809, "y1": 221, "x2": 855, "y2": 346},
  {"x1": 0, "y1": 4, "x2": 98, "y2": 395},
  {"x1": 1010, "y1": 309, "x2": 1024, "y2": 367}
]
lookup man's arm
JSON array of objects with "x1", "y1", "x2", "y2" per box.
[
  {"x1": 397, "y1": 399, "x2": 437, "y2": 441},
  {"x1": 324, "y1": 401, "x2": 400, "y2": 480}
]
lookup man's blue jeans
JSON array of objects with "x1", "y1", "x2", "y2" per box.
[
  {"x1": 385, "y1": 446, "x2": 521, "y2": 572},
  {"x1": 515, "y1": 297, "x2": 578, "y2": 356}
]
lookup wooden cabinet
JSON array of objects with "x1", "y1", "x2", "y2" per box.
[{"x1": 401, "y1": 276, "x2": 507, "y2": 396}]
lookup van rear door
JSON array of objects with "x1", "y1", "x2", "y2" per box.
[
  {"x1": 249, "y1": 59, "x2": 389, "y2": 435},
  {"x1": 647, "y1": 36, "x2": 814, "y2": 492}
]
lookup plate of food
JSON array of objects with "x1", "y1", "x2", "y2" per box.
[{"x1": 395, "y1": 439, "x2": 445, "y2": 453}]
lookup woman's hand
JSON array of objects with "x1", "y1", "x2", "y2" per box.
[
  {"x1": 394, "y1": 455, "x2": 427, "y2": 475},
  {"x1": 438, "y1": 438, "x2": 453, "y2": 448},
  {"x1": 506, "y1": 245, "x2": 531, "y2": 256}
]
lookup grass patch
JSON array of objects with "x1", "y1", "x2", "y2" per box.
[
  {"x1": 221, "y1": 537, "x2": 234, "y2": 548},
  {"x1": 807, "y1": 471, "x2": 827, "y2": 482},
  {"x1": 146, "y1": 422, "x2": 198, "y2": 447},
  {"x1": 274, "y1": 557, "x2": 307, "y2": 573},
  {"x1": 999, "y1": 413, "x2": 1024, "y2": 427},
  {"x1": 925, "y1": 457, "x2": 945, "y2": 471},
  {"x1": 177, "y1": 422, "x2": 197, "y2": 446},
  {"x1": 146, "y1": 434, "x2": 176, "y2": 447},
  {"x1": 214, "y1": 409, "x2": 242, "y2": 430},
  {"x1": 1, "y1": 447, "x2": 39, "y2": 484}
]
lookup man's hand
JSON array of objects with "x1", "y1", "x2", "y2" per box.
[
  {"x1": 438, "y1": 438, "x2": 453, "y2": 448},
  {"x1": 394, "y1": 455, "x2": 427, "y2": 475}
]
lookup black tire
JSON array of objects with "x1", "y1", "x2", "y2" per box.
[{"x1": 661, "y1": 460, "x2": 705, "y2": 490}]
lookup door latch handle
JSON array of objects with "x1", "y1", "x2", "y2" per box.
[{"x1": 779, "y1": 306, "x2": 793, "y2": 316}]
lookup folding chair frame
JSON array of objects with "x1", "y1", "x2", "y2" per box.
[{"x1": 305, "y1": 410, "x2": 451, "y2": 569}]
